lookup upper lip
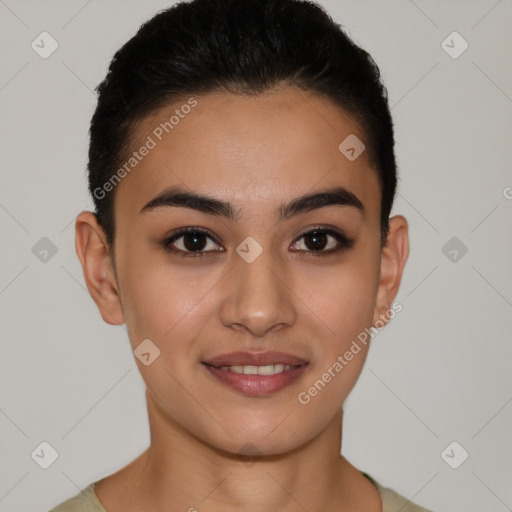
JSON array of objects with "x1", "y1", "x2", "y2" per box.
[{"x1": 202, "y1": 351, "x2": 308, "y2": 367}]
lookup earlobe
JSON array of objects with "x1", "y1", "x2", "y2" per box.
[
  {"x1": 372, "y1": 215, "x2": 409, "y2": 327},
  {"x1": 75, "y1": 211, "x2": 125, "y2": 326}
]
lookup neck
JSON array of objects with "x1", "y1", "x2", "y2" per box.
[{"x1": 118, "y1": 392, "x2": 371, "y2": 512}]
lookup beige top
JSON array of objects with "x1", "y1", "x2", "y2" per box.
[{"x1": 49, "y1": 473, "x2": 433, "y2": 512}]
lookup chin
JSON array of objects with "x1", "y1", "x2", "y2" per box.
[
  {"x1": 198, "y1": 419, "x2": 312, "y2": 460},
  {"x1": 221, "y1": 435, "x2": 304, "y2": 460}
]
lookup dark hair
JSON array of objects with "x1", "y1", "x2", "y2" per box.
[{"x1": 88, "y1": 0, "x2": 397, "y2": 249}]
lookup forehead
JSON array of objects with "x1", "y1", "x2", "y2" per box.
[{"x1": 114, "y1": 87, "x2": 380, "y2": 221}]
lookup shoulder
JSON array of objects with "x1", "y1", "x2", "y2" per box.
[
  {"x1": 362, "y1": 473, "x2": 434, "y2": 512},
  {"x1": 48, "y1": 481, "x2": 107, "y2": 512}
]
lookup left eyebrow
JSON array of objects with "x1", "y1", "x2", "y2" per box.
[{"x1": 139, "y1": 185, "x2": 365, "y2": 221}]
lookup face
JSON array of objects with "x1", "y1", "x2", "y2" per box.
[{"x1": 77, "y1": 86, "x2": 408, "y2": 456}]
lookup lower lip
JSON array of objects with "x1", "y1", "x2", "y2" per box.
[{"x1": 202, "y1": 363, "x2": 309, "y2": 396}]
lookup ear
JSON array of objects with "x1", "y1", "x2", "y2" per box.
[
  {"x1": 75, "y1": 211, "x2": 125, "y2": 326},
  {"x1": 372, "y1": 215, "x2": 409, "y2": 327}
]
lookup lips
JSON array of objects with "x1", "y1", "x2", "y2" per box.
[
  {"x1": 202, "y1": 350, "x2": 308, "y2": 368},
  {"x1": 201, "y1": 351, "x2": 310, "y2": 396}
]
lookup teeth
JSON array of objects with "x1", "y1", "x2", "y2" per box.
[{"x1": 219, "y1": 364, "x2": 294, "y2": 375}]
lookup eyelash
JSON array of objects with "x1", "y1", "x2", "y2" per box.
[{"x1": 161, "y1": 226, "x2": 355, "y2": 258}]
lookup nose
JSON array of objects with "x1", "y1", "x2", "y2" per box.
[{"x1": 219, "y1": 245, "x2": 297, "y2": 337}]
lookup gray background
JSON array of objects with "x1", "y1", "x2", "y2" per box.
[{"x1": 1, "y1": 1, "x2": 511, "y2": 511}]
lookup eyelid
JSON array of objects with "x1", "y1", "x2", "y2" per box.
[
  {"x1": 166, "y1": 226, "x2": 220, "y2": 243},
  {"x1": 295, "y1": 224, "x2": 349, "y2": 239}
]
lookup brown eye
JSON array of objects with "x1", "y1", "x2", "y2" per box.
[
  {"x1": 290, "y1": 228, "x2": 354, "y2": 256},
  {"x1": 303, "y1": 230, "x2": 329, "y2": 251},
  {"x1": 162, "y1": 227, "x2": 223, "y2": 257}
]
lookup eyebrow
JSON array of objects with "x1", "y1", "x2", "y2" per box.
[{"x1": 139, "y1": 185, "x2": 364, "y2": 221}]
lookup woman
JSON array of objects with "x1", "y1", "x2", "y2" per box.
[{"x1": 50, "y1": 0, "x2": 432, "y2": 510}]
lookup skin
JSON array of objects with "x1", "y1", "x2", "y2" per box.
[{"x1": 75, "y1": 86, "x2": 409, "y2": 512}]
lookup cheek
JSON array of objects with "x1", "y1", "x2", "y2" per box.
[
  {"x1": 313, "y1": 277, "x2": 374, "y2": 327},
  {"x1": 302, "y1": 256, "x2": 379, "y2": 345},
  {"x1": 294, "y1": 249, "x2": 379, "y2": 399},
  {"x1": 294, "y1": 272, "x2": 377, "y2": 416},
  {"x1": 118, "y1": 251, "x2": 222, "y2": 355}
]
